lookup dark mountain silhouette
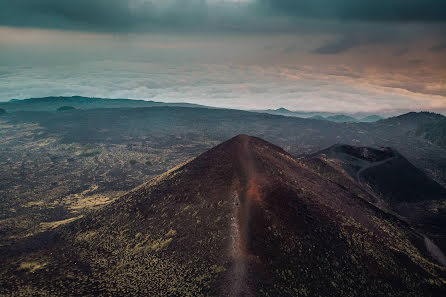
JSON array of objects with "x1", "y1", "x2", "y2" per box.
[
  {"x1": 310, "y1": 114, "x2": 325, "y2": 120},
  {"x1": 309, "y1": 114, "x2": 382, "y2": 122},
  {"x1": 1, "y1": 135, "x2": 445, "y2": 296},
  {"x1": 0, "y1": 96, "x2": 208, "y2": 112},
  {"x1": 417, "y1": 118, "x2": 446, "y2": 148},
  {"x1": 361, "y1": 115, "x2": 383, "y2": 122},
  {"x1": 381, "y1": 112, "x2": 445, "y2": 128},
  {"x1": 254, "y1": 108, "x2": 371, "y2": 122},
  {"x1": 57, "y1": 105, "x2": 76, "y2": 112},
  {"x1": 325, "y1": 114, "x2": 358, "y2": 122}
]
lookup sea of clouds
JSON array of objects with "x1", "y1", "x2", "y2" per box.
[{"x1": 2, "y1": 60, "x2": 445, "y2": 114}]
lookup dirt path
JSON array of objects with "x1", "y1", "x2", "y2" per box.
[
  {"x1": 228, "y1": 136, "x2": 262, "y2": 297},
  {"x1": 424, "y1": 236, "x2": 446, "y2": 266},
  {"x1": 229, "y1": 191, "x2": 251, "y2": 296}
]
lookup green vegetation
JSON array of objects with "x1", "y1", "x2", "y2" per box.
[{"x1": 0, "y1": 108, "x2": 6, "y2": 115}]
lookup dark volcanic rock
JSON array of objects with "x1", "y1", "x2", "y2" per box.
[
  {"x1": 1, "y1": 135, "x2": 445, "y2": 296},
  {"x1": 313, "y1": 143, "x2": 446, "y2": 253}
]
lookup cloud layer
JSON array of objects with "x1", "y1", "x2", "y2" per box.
[
  {"x1": 259, "y1": 0, "x2": 446, "y2": 22},
  {"x1": 2, "y1": 59, "x2": 446, "y2": 114},
  {"x1": 0, "y1": 2, "x2": 445, "y2": 114},
  {"x1": 1, "y1": 0, "x2": 445, "y2": 32},
  {"x1": 0, "y1": 0, "x2": 252, "y2": 32}
]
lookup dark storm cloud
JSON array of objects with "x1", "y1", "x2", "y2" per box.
[
  {"x1": 312, "y1": 32, "x2": 399, "y2": 55},
  {"x1": 393, "y1": 48, "x2": 409, "y2": 57},
  {"x1": 409, "y1": 59, "x2": 424, "y2": 66},
  {"x1": 312, "y1": 37, "x2": 358, "y2": 54},
  {"x1": 259, "y1": 0, "x2": 446, "y2": 22},
  {"x1": 1, "y1": 0, "x2": 446, "y2": 33},
  {"x1": 429, "y1": 42, "x2": 446, "y2": 52},
  {"x1": 0, "y1": 0, "x2": 211, "y2": 32}
]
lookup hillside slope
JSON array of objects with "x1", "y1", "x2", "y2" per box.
[
  {"x1": 417, "y1": 118, "x2": 446, "y2": 148},
  {"x1": 312, "y1": 144, "x2": 446, "y2": 251},
  {"x1": 0, "y1": 136, "x2": 445, "y2": 296}
]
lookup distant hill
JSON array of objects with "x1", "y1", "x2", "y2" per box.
[
  {"x1": 325, "y1": 114, "x2": 358, "y2": 123},
  {"x1": 0, "y1": 108, "x2": 5, "y2": 115},
  {"x1": 0, "y1": 96, "x2": 209, "y2": 112},
  {"x1": 381, "y1": 112, "x2": 445, "y2": 127},
  {"x1": 310, "y1": 115, "x2": 325, "y2": 120},
  {"x1": 275, "y1": 107, "x2": 291, "y2": 113},
  {"x1": 57, "y1": 106, "x2": 76, "y2": 112},
  {"x1": 360, "y1": 115, "x2": 383, "y2": 122},
  {"x1": 379, "y1": 112, "x2": 446, "y2": 148},
  {"x1": 417, "y1": 118, "x2": 446, "y2": 148},
  {"x1": 255, "y1": 108, "x2": 333, "y2": 118},
  {"x1": 1, "y1": 98, "x2": 391, "y2": 124},
  {"x1": 309, "y1": 114, "x2": 382, "y2": 123},
  {"x1": 1, "y1": 135, "x2": 444, "y2": 296},
  {"x1": 256, "y1": 108, "x2": 384, "y2": 123}
]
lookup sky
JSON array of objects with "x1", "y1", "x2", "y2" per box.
[{"x1": 0, "y1": 0, "x2": 445, "y2": 114}]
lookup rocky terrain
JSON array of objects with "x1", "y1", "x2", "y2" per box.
[
  {"x1": 1, "y1": 106, "x2": 446, "y2": 246},
  {"x1": 0, "y1": 135, "x2": 445, "y2": 296},
  {"x1": 1, "y1": 99, "x2": 446, "y2": 296}
]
